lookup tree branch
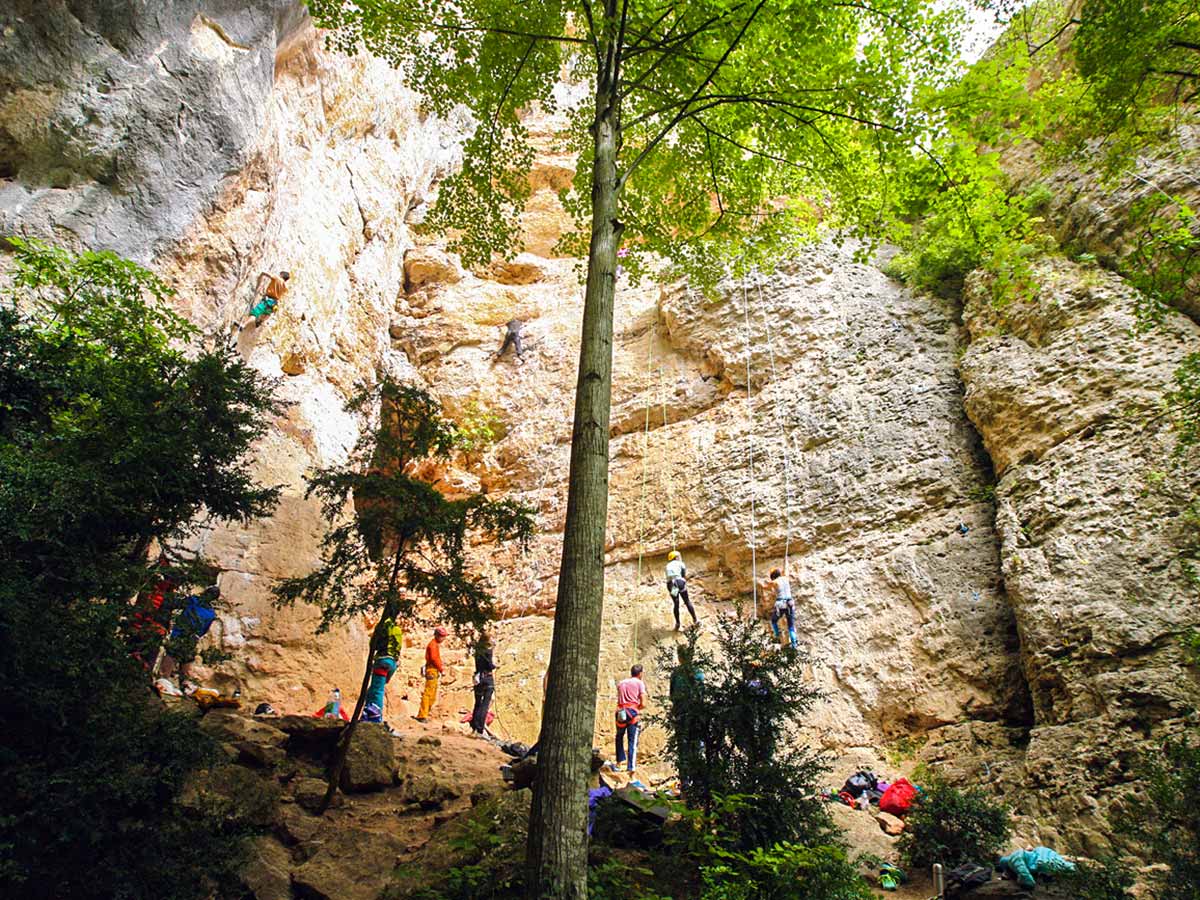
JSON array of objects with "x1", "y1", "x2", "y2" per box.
[{"x1": 617, "y1": 0, "x2": 768, "y2": 187}]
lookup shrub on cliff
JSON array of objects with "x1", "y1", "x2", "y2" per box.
[
  {"x1": 898, "y1": 772, "x2": 1012, "y2": 870},
  {"x1": 0, "y1": 238, "x2": 279, "y2": 899},
  {"x1": 1130, "y1": 734, "x2": 1200, "y2": 900}
]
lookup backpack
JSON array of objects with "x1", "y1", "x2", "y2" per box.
[
  {"x1": 879, "y1": 777, "x2": 917, "y2": 816},
  {"x1": 945, "y1": 863, "x2": 993, "y2": 898},
  {"x1": 841, "y1": 770, "x2": 877, "y2": 798},
  {"x1": 171, "y1": 594, "x2": 216, "y2": 639}
]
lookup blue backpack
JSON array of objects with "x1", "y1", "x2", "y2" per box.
[{"x1": 171, "y1": 594, "x2": 217, "y2": 639}]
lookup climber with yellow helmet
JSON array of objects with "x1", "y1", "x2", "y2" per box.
[{"x1": 665, "y1": 550, "x2": 698, "y2": 631}]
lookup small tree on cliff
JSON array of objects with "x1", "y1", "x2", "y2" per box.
[
  {"x1": 306, "y1": 1, "x2": 964, "y2": 893},
  {"x1": 274, "y1": 379, "x2": 535, "y2": 812}
]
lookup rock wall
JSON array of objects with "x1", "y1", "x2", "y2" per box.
[
  {"x1": 950, "y1": 257, "x2": 1200, "y2": 852},
  {"x1": 3, "y1": 0, "x2": 1196, "y2": 854}
]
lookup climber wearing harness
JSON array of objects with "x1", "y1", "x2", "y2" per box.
[
  {"x1": 361, "y1": 619, "x2": 403, "y2": 725},
  {"x1": 611, "y1": 664, "x2": 647, "y2": 774},
  {"x1": 762, "y1": 567, "x2": 797, "y2": 649},
  {"x1": 495, "y1": 318, "x2": 525, "y2": 361},
  {"x1": 233, "y1": 270, "x2": 290, "y2": 332},
  {"x1": 665, "y1": 550, "x2": 698, "y2": 631}
]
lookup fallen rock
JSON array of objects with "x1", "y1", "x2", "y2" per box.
[
  {"x1": 276, "y1": 715, "x2": 345, "y2": 758},
  {"x1": 239, "y1": 835, "x2": 293, "y2": 900},
  {"x1": 236, "y1": 739, "x2": 288, "y2": 769},
  {"x1": 275, "y1": 805, "x2": 325, "y2": 849},
  {"x1": 874, "y1": 810, "x2": 905, "y2": 835},
  {"x1": 338, "y1": 723, "x2": 396, "y2": 793},
  {"x1": 404, "y1": 246, "x2": 463, "y2": 291},
  {"x1": 198, "y1": 709, "x2": 287, "y2": 748},
  {"x1": 398, "y1": 770, "x2": 463, "y2": 809},
  {"x1": 290, "y1": 827, "x2": 405, "y2": 900},
  {"x1": 293, "y1": 777, "x2": 340, "y2": 813}
]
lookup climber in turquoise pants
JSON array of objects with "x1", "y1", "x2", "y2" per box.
[
  {"x1": 361, "y1": 654, "x2": 397, "y2": 723},
  {"x1": 997, "y1": 847, "x2": 1075, "y2": 888}
]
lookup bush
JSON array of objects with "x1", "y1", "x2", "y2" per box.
[
  {"x1": 898, "y1": 773, "x2": 1012, "y2": 870},
  {"x1": 1056, "y1": 857, "x2": 1135, "y2": 900},
  {"x1": 1131, "y1": 733, "x2": 1200, "y2": 900},
  {"x1": 699, "y1": 843, "x2": 874, "y2": 900},
  {"x1": 659, "y1": 616, "x2": 835, "y2": 850}
]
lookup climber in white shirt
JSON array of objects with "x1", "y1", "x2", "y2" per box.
[
  {"x1": 665, "y1": 550, "x2": 698, "y2": 631},
  {"x1": 760, "y1": 567, "x2": 797, "y2": 648}
]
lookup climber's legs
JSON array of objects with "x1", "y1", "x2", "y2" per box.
[
  {"x1": 678, "y1": 584, "x2": 698, "y2": 625},
  {"x1": 417, "y1": 666, "x2": 439, "y2": 719},
  {"x1": 772, "y1": 603, "x2": 797, "y2": 647}
]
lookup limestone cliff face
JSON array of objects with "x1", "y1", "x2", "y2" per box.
[
  {"x1": 3, "y1": 0, "x2": 1196, "y2": 855},
  {"x1": 952, "y1": 258, "x2": 1200, "y2": 851}
]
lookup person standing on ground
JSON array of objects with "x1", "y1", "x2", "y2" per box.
[
  {"x1": 612, "y1": 664, "x2": 648, "y2": 774},
  {"x1": 361, "y1": 620, "x2": 402, "y2": 726},
  {"x1": 665, "y1": 550, "x2": 698, "y2": 631},
  {"x1": 234, "y1": 270, "x2": 290, "y2": 332},
  {"x1": 415, "y1": 626, "x2": 448, "y2": 721},
  {"x1": 761, "y1": 567, "x2": 797, "y2": 649},
  {"x1": 470, "y1": 630, "x2": 498, "y2": 737},
  {"x1": 495, "y1": 318, "x2": 525, "y2": 361}
]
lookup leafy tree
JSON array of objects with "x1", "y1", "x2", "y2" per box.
[
  {"x1": 305, "y1": 2, "x2": 966, "y2": 892},
  {"x1": 659, "y1": 617, "x2": 834, "y2": 850},
  {"x1": 897, "y1": 772, "x2": 1012, "y2": 870},
  {"x1": 0, "y1": 239, "x2": 280, "y2": 899},
  {"x1": 274, "y1": 378, "x2": 535, "y2": 812},
  {"x1": 1128, "y1": 735, "x2": 1200, "y2": 900}
]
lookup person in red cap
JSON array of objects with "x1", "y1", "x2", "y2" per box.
[{"x1": 415, "y1": 626, "x2": 449, "y2": 721}]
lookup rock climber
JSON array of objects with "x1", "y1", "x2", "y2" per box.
[
  {"x1": 665, "y1": 550, "x2": 698, "y2": 631},
  {"x1": 761, "y1": 566, "x2": 797, "y2": 649},
  {"x1": 415, "y1": 625, "x2": 448, "y2": 722},
  {"x1": 495, "y1": 318, "x2": 525, "y2": 361},
  {"x1": 234, "y1": 270, "x2": 290, "y2": 332},
  {"x1": 361, "y1": 654, "x2": 397, "y2": 724},
  {"x1": 470, "y1": 630, "x2": 498, "y2": 737},
  {"x1": 610, "y1": 663, "x2": 648, "y2": 774}
]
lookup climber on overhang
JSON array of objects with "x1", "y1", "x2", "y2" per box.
[
  {"x1": 760, "y1": 566, "x2": 797, "y2": 649},
  {"x1": 232, "y1": 270, "x2": 290, "y2": 333},
  {"x1": 494, "y1": 317, "x2": 526, "y2": 362},
  {"x1": 665, "y1": 550, "x2": 698, "y2": 631}
]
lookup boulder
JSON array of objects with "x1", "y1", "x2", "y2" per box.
[
  {"x1": 398, "y1": 769, "x2": 462, "y2": 809},
  {"x1": 239, "y1": 835, "x2": 293, "y2": 900},
  {"x1": 404, "y1": 246, "x2": 463, "y2": 291},
  {"x1": 290, "y1": 828, "x2": 405, "y2": 900},
  {"x1": 198, "y1": 709, "x2": 287, "y2": 748},
  {"x1": 338, "y1": 723, "x2": 396, "y2": 793},
  {"x1": 874, "y1": 810, "x2": 905, "y2": 835},
  {"x1": 276, "y1": 715, "x2": 345, "y2": 758},
  {"x1": 482, "y1": 254, "x2": 546, "y2": 285},
  {"x1": 293, "y1": 777, "x2": 340, "y2": 813}
]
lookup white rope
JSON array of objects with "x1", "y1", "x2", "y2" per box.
[
  {"x1": 756, "y1": 273, "x2": 794, "y2": 570},
  {"x1": 658, "y1": 362, "x2": 678, "y2": 552},
  {"x1": 740, "y1": 269, "x2": 758, "y2": 614},
  {"x1": 637, "y1": 319, "x2": 655, "y2": 585}
]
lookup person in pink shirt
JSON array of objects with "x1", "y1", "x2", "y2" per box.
[{"x1": 612, "y1": 664, "x2": 648, "y2": 773}]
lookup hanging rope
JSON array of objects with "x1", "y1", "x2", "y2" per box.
[
  {"x1": 740, "y1": 268, "x2": 758, "y2": 614},
  {"x1": 658, "y1": 361, "x2": 678, "y2": 553},
  {"x1": 756, "y1": 273, "x2": 795, "y2": 570},
  {"x1": 636, "y1": 319, "x2": 655, "y2": 586}
]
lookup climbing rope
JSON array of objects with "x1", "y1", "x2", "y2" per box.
[
  {"x1": 658, "y1": 361, "x2": 679, "y2": 554},
  {"x1": 636, "y1": 319, "x2": 656, "y2": 587},
  {"x1": 756, "y1": 272, "x2": 795, "y2": 570},
  {"x1": 740, "y1": 269, "x2": 758, "y2": 614}
]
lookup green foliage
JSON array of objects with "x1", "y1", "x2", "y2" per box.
[
  {"x1": 274, "y1": 378, "x2": 536, "y2": 635},
  {"x1": 898, "y1": 773, "x2": 1012, "y2": 870},
  {"x1": 698, "y1": 842, "x2": 874, "y2": 900},
  {"x1": 454, "y1": 399, "x2": 506, "y2": 454},
  {"x1": 1056, "y1": 856, "x2": 1136, "y2": 900},
  {"x1": 1183, "y1": 628, "x2": 1200, "y2": 667},
  {"x1": 307, "y1": 0, "x2": 967, "y2": 286},
  {"x1": 0, "y1": 240, "x2": 280, "y2": 899},
  {"x1": 1129, "y1": 734, "x2": 1200, "y2": 899},
  {"x1": 659, "y1": 616, "x2": 834, "y2": 850}
]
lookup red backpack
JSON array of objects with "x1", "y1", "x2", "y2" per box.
[{"x1": 879, "y1": 778, "x2": 917, "y2": 816}]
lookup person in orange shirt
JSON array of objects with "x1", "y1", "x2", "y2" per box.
[
  {"x1": 234, "y1": 270, "x2": 290, "y2": 332},
  {"x1": 415, "y1": 626, "x2": 449, "y2": 721}
]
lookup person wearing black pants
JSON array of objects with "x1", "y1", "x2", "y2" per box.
[
  {"x1": 470, "y1": 633, "x2": 497, "y2": 736},
  {"x1": 665, "y1": 550, "x2": 698, "y2": 630}
]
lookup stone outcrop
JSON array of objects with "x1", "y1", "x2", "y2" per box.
[{"x1": 954, "y1": 257, "x2": 1200, "y2": 852}]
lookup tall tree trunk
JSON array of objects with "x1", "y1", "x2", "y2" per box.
[{"x1": 525, "y1": 31, "x2": 623, "y2": 900}]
